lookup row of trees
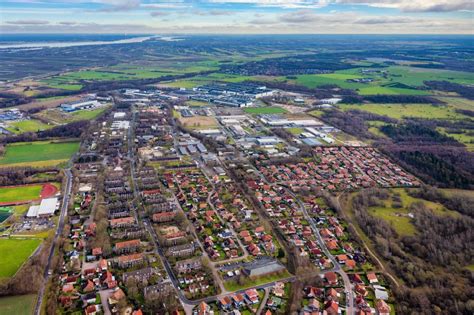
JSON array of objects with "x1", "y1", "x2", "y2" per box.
[{"x1": 1, "y1": 120, "x2": 90, "y2": 144}]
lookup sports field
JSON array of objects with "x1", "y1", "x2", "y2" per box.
[
  {"x1": 0, "y1": 238, "x2": 42, "y2": 279},
  {"x1": 0, "y1": 141, "x2": 79, "y2": 167},
  {"x1": 244, "y1": 107, "x2": 287, "y2": 114},
  {"x1": 0, "y1": 185, "x2": 43, "y2": 203},
  {"x1": 0, "y1": 294, "x2": 37, "y2": 315}
]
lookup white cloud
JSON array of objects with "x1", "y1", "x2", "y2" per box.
[
  {"x1": 335, "y1": 0, "x2": 473, "y2": 12},
  {"x1": 6, "y1": 19, "x2": 50, "y2": 25}
]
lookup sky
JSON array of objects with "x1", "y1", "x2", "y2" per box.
[{"x1": 0, "y1": 0, "x2": 473, "y2": 34}]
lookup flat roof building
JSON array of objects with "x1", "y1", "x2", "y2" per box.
[{"x1": 27, "y1": 197, "x2": 59, "y2": 218}]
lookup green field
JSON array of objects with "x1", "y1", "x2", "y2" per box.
[
  {"x1": 286, "y1": 127, "x2": 304, "y2": 135},
  {"x1": 6, "y1": 120, "x2": 53, "y2": 134},
  {"x1": 339, "y1": 103, "x2": 471, "y2": 120},
  {"x1": 70, "y1": 107, "x2": 109, "y2": 120},
  {"x1": 0, "y1": 185, "x2": 43, "y2": 203},
  {"x1": 223, "y1": 270, "x2": 291, "y2": 292},
  {"x1": 437, "y1": 127, "x2": 474, "y2": 151},
  {"x1": 42, "y1": 62, "x2": 222, "y2": 90},
  {"x1": 384, "y1": 66, "x2": 474, "y2": 87},
  {"x1": 436, "y1": 97, "x2": 474, "y2": 110},
  {"x1": 244, "y1": 107, "x2": 287, "y2": 114},
  {"x1": 294, "y1": 73, "x2": 365, "y2": 90},
  {"x1": 0, "y1": 238, "x2": 42, "y2": 278},
  {"x1": 293, "y1": 65, "x2": 473, "y2": 95},
  {"x1": 358, "y1": 86, "x2": 428, "y2": 96},
  {"x1": 368, "y1": 188, "x2": 459, "y2": 236},
  {"x1": 0, "y1": 141, "x2": 80, "y2": 167},
  {"x1": 0, "y1": 294, "x2": 37, "y2": 315},
  {"x1": 47, "y1": 83, "x2": 83, "y2": 91}
]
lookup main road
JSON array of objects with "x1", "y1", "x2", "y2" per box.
[{"x1": 34, "y1": 168, "x2": 73, "y2": 315}]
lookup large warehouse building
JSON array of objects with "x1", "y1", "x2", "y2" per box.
[{"x1": 26, "y1": 197, "x2": 59, "y2": 218}]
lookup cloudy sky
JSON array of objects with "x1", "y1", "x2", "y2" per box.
[{"x1": 1, "y1": 0, "x2": 473, "y2": 34}]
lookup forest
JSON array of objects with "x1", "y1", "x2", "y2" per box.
[{"x1": 350, "y1": 188, "x2": 474, "y2": 314}]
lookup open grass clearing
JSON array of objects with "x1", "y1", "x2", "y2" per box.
[
  {"x1": 339, "y1": 103, "x2": 470, "y2": 120},
  {"x1": 178, "y1": 116, "x2": 218, "y2": 129},
  {"x1": 436, "y1": 97, "x2": 474, "y2": 111},
  {"x1": 385, "y1": 66, "x2": 474, "y2": 87},
  {"x1": 437, "y1": 128, "x2": 474, "y2": 151},
  {"x1": 6, "y1": 119, "x2": 53, "y2": 134},
  {"x1": 358, "y1": 86, "x2": 429, "y2": 96},
  {"x1": 0, "y1": 294, "x2": 37, "y2": 315},
  {"x1": 286, "y1": 127, "x2": 304, "y2": 135},
  {"x1": 244, "y1": 106, "x2": 287, "y2": 115},
  {"x1": 0, "y1": 140, "x2": 79, "y2": 167},
  {"x1": 368, "y1": 188, "x2": 459, "y2": 236},
  {"x1": 69, "y1": 106, "x2": 109, "y2": 120},
  {"x1": 0, "y1": 238, "x2": 42, "y2": 279},
  {"x1": 223, "y1": 270, "x2": 291, "y2": 292}
]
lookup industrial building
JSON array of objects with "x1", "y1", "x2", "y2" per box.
[
  {"x1": 60, "y1": 100, "x2": 102, "y2": 112},
  {"x1": 26, "y1": 197, "x2": 59, "y2": 218}
]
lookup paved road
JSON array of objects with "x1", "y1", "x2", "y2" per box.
[
  {"x1": 34, "y1": 168, "x2": 73, "y2": 315},
  {"x1": 249, "y1": 162, "x2": 355, "y2": 314},
  {"x1": 256, "y1": 287, "x2": 270, "y2": 315},
  {"x1": 284, "y1": 188, "x2": 354, "y2": 315}
]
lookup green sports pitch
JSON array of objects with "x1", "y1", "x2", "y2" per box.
[{"x1": 0, "y1": 140, "x2": 80, "y2": 167}]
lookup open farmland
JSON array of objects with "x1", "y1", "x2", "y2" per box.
[
  {"x1": 0, "y1": 238, "x2": 42, "y2": 279},
  {"x1": 292, "y1": 65, "x2": 473, "y2": 95},
  {"x1": 0, "y1": 141, "x2": 80, "y2": 167},
  {"x1": 41, "y1": 62, "x2": 221, "y2": 90},
  {"x1": 338, "y1": 103, "x2": 472, "y2": 120},
  {"x1": 0, "y1": 294, "x2": 37, "y2": 315}
]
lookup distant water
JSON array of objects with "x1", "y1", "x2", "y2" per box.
[{"x1": 0, "y1": 34, "x2": 182, "y2": 49}]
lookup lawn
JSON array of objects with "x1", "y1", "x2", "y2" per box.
[
  {"x1": 0, "y1": 141, "x2": 80, "y2": 167},
  {"x1": 286, "y1": 127, "x2": 304, "y2": 135},
  {"x1": 0, "y1": 294, "x2": 37, "y2": 315},
  {"x1": 339, "y1": 103, "x2": 469, "y2": 120},
  {"x1": 0, "y1": 185, "x2": 43, "y2": 203},
  {"x1": 244, "y1": 107, "x2": 287, "y2": 115},
  {"x1": 223, "y1": 270, "x2": 291, "y2": 292},
  {"x1": 70, "y1": 107, "x2": 109, "y2": 120},
  {"x1": 0, "y1": 238, "x2": 42, "y2": 279},
  {"x1": 6, "y1": 119, "x2": 53, "y2": 134}
]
